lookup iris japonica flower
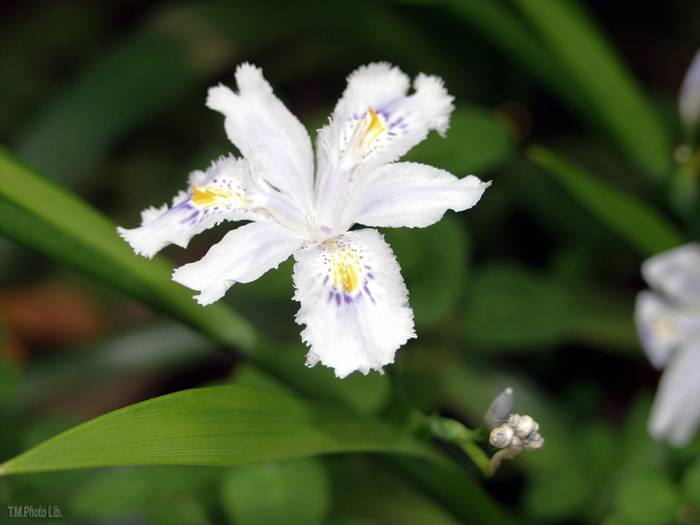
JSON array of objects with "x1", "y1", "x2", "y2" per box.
[
  {"x1": 118, "y1": 63, "x2": 489, "y2": 378},
  {"x1": 635, "y1": 243, "x2": 700, "y2": 445}
]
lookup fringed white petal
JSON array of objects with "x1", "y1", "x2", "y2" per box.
[
  {"x1": 172, "y1": 222, "x2": 304, "y2": 306},
  {"x1": 207, "y1": 63, "x2": 314, "y2": 211},
  {"x1": 315, "y1": 63, "x2": 454, "y2": 227},
  {"x1": 292, "y1": 228, "x2": 415, "y2": 378},
  {"x1": 642, "y1": 243, "x2": 700, "y2": 307},
  {"x1": 649, "y1": 341, "x2": 700, "y2": 446},
  {"x1": 341, "y1": 162, "x2": 489, "y2": 230},
  {"x1": 117, "y1": 156, "x2": 266, "y2": 258}
]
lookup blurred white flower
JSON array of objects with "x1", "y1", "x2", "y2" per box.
[
  {"x1": 635, "y1": 243, "x2": 700, "y2": 445},
  {"x1": 118, "y1": 63, "x2": 489, "y2": 378},
  {"x1": 679, "y1": 50, "x2": 700, "y2": 129}
]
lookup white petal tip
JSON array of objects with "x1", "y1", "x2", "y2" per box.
[
  {"x1": 193, "y1": 294, "x2": 216, "y2": 307},
  {"x1": 206, "y1": 84, "x2": 235, "y2": 113},
  {"x1": 117, "y1": 226, "x2": 159, "y2": 259},
  {"x1": 414, "y1": 73, "x2": 454, "y2": 136},
  {"x1": 234, "y1": 63, "x2": 270, "y2": 93}
]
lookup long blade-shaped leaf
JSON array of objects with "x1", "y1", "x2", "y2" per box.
[
  {"x1": 0, "y1": 146, "x2": 255, "y2": 348},
  {"x1": 441, "y1": 0, "x2": 585, "y2": 115},
  {"x1": 528, "y1": 146, "x2": 684, "y2": 256},
  {"x1": 513, "y1": 0, "x2": 672, "y2": 180},
  {"x1": 0, "y1": 385, "x2": 434, "y2": 475}
]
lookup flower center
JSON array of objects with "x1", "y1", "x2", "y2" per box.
[
  {"x1": 359, "y1": 108, "x2": 387, "y2": 149},
  {"x1": 191, "y1": 185, "x2": 247, "y2": 208},
  {"x1": 334, "y1": 258, "x2": 359, "y2": 293},
  {"x1": 322, "y1": 239, "x2": 371, "y2": 302}
]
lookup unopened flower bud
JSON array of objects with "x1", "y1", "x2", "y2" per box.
[
  {"x1": 489, "y1": 424, "x2": 514, "y2": 449},
  {"x1": 509, "y1": 414, "x2": 538, "y2": 438},
  {"x1": 509, "y1": 434, "x2": 524, "y2": 450},
  {"x1": 484, "y1": 387, "x2": 514, "y2": 429},
  {"x1": 524, "y1": 432, "x2": 545, "y2": 450}
]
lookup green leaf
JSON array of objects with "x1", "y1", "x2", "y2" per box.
[
  {"x1": 385, "y1": 216, "x2": 469, "y2": 329},
  {"x1": 0, "y1": 147, "x2": 255, "y2": 348},
  {"x1": 614, "y1": 469, "x2": 682, "y2": 525},
  {"x1": 682, "y1": 460, "x2": 700, "y2": 509},
  {"x1": 221, "y1": 459, "x2": 330, "y2": 525},
  {"x1": 464, "y1": 263, "x2": 575, "y2": 350},
  {"x1": 0, "y1": 385, "x2": 433, "y2": 475},
  {"x1": 440, "y1": 0, "x2": 585, "y2": 115},
  {"x1": 405, "y1": 106, "x2": 515, "y2": 174},
  {"x1": 513, "y1": 0, "x2": 672, "y2": 179},
  {"x1": 528, "y1": 146, "x2": 684, "y2": 256}
]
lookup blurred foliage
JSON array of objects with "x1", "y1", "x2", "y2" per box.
[
  {"x1": 2, "y1": 0, "x2": 700, "y2": 524},
  {"x1": 221, "y1": 459, "x2": 330, "y2": 525}
]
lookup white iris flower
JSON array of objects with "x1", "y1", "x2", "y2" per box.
[
  {"x1": 635, "y1": 243, "x2": 700, "y2": 445},
  {"x1": 118, "y1": 63, "x2": 489, "y2": 378}
]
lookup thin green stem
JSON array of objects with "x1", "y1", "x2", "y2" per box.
[{"x1": 426, "y1": 415, "x2": 494, "y2": 477}]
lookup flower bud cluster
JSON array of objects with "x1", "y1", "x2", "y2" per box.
[{"x1": 489, "y1": 413, "x2": 544, "y2": 452}]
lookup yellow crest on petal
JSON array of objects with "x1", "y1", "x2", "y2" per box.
[
  {"x1": 360, "y1": 108, "x2": 386, "y2": 149},
  {"x1": 191, "y1": 185, "x2": 242, "y2": 207}
]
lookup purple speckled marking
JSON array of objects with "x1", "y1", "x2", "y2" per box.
[
  {"x1": 367, "y1": 272, "x2": 374, "y2": 280},
  {"x1": 174, "y1": 200, "x2": 194, "y2": 211},
  {"x1": 327, "y1": 290, "x2": 335, "y2": 303},
  {"x1": 180, "y1": 209, "x2": 200, "y2": 225},
  {"x1": 334, "y1": 293, "x2": 341, "y2": 306},
  {"x1": 323, "y1": 274, "x2": 329, "y2": 285},
  {"x1": 364, "y1": 285, "x2": 376, "y2": 303},
  {"x1": 390, "y1": 116, "x2": 404, "y2": 128},
  {"x1": 344, "y1": 294, "x2": 352, "y2": 304}
]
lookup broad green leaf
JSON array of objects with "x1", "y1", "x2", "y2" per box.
[
  {"x1": 613, "y1": 469, "x2": 682, "y2": 525},
  {"x1": 513, "y1": 0, "x2": 672, "y2": 179},
  {"x1": 221, "y1": 459, "x2": 330, "y2": 525},
  {"x1": 0, "y1": 147, "x2": 255, "y2": 349},
  {"x1": 386, "y1": 216, "x2": 469, "y2": 329},
  {"x1": 405, "y1": 106, "x2": 515, "y2": 174},
  {"x1": 0, "y1": 385, "x2": 433, "y2": 475},
  {"x1": 682, "y1": 460, "x2": 700, "y2": 509},
  {"x1": 529, "y1": 147, "x2": 684, "y2": 256},
  {"x1": 464, "y1": 263, "x2": 575, "y2": 350}
]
